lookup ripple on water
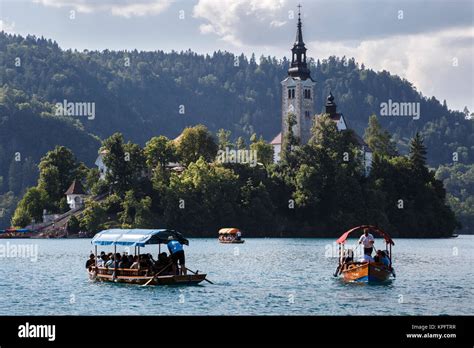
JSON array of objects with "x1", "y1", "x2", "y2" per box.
[{"x1": 0, "y1": 237, "x2": 473, "y2": 315}]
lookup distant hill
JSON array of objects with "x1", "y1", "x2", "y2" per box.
[{"x1": 0, "y1": 32, "x2": 473, "y2": 230}]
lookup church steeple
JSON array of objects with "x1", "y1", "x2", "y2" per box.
[{"x1": 288, "y1": 4, "x2": 312, "y2": 80}]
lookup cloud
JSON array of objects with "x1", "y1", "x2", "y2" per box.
[
  {"x1": 32, "y1": 0, "x2": 173, "y2": 17},
  {"x1": 307, "y1": 26, "x2": 474, "y2": 110},
  {"x1": 193, "y1": 0, "x2": 474, "y2": 46},
  {"x1": 193, "y1": 0, "x2": 287, "y2": 46},
  {"x1": 0, "y1": 19, "x2": 15, "y2": 33}
]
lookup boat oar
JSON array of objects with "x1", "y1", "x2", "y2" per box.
[
  {"x1": 142, "y1": 262, "x2": 173, "y2": 287},
  {"x1": 185, "y1": 267, "x2": 214, "y2": 285}
]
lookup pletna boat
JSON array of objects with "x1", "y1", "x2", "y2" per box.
[
  {"x1": 88, "y1": 229, "x2": 208, "y2": 286},
  {"x1": 334, "y1": 225, "x2": 395, "y2": 283},
  {"x1": 218, "y1": 228, "x2": 245, "y2": 244}
]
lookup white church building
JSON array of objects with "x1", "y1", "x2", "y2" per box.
[{"x1": 271, "y1": 7, "x2": 372, "y2": 174}]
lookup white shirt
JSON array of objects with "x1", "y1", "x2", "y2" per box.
[{"x1": 359, "y1": 233, "x2": 374, "y2": 248}]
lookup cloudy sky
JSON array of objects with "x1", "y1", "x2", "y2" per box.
[{"x1": 1, "y1": 0, "x2": 473, "y2": 111}]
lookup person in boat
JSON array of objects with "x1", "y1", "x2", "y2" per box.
[
  {"x1": 119, "y1": 254, "x2": 130, "y2": 269},
  {"x1": 85, "y1": 254, "x2": 95, "y2": 269},
  {"x1": 374, "y1": 250, "x2": 390, "y2": 267},
  {"x1": 167, "y1": 236, "x2": 187, "y2": 275},
  {"x1": 358, "y1": 228, "x2": 375, "y2": 256},
  {"x1": 154, "y1": 252, "x2": 172, "y2": 274},
  {"x1": 236, "y1": 230, "x2": 242, "y2": 241},
  {"x1": 96, "y1": 253, "x2": 104, "y2": 267},
  {"x1": 130, "y1": 255, "x2": 140, "y2": 269},
  {"x1": 343, "y1": 249, "x2": 354, "y2": 264}
]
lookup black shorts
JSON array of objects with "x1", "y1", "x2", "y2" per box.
[
  {"x1": 171, "y1": 250, "x2": 185, "y2": 265},
  {"x1": 364, "y1": 247, "x2": 373, "y2": 255}
]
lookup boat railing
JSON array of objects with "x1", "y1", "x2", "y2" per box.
[{"x1": 93, "y1": 267, "x2": 149, "y2": 277}]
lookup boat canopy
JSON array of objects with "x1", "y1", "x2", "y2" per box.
[
  {"x1": 218, "y1": 228, "x2": 240, "y2": 235},
  {"x1": 91, "y1": 229, "x2": 189, "y2": 247},
  {"x1": 336, "y1": 225, "x2": 394, "y2": 246}
]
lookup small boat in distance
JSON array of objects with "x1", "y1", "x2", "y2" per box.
[
  {"x1": 88, "y1": 229, "x2": 208, "y2": 286},
  {"x1": 0, "y1": 228, "x2": 33, "y2": 239},
  {"x1": 334, "y1": 225, "x2": 395, "y2": 283},
  {"x1": 218, "y1": 228, "x2": 245, "y2": 244}
]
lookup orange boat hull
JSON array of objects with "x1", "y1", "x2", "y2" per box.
[{"x1": 342, "y1": 262, "x2": 392, "y2": 282}]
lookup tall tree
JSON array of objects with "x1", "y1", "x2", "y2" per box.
[
  {"x1": 37, "y1": 146, "x2": 81, "y2": 210},
  {"x1": 281, "y1": 113, "x2": 300, "y2": 167},
  {"x1": 175, "y1": 125, "x2": 218, "y2": 165},
  {"x1": 364, "y1": 114, "x2": 398, "y2": 157},
  {"x1": 102, "y1": 133, "x2": 146, "y2": 196},
  {"x1": 144, "y1": 136, "x2": 176, "y2": 170},
  {"x1": 409, "y1": 132, "x2": 428, "y2": 171}
]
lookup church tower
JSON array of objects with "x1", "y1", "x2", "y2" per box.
[{"x1": 281, "y1": 5, "x2": 315, "y2": 144}]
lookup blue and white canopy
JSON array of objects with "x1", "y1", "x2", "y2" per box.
[{"x1": 91, "y1": 229, "x2": 189, "y2": 247}]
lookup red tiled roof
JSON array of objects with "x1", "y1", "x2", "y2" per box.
[
  {"x1": 270, "y1": 132, "x2": 282, "y2": 145},
  {"x1": 65, "y1": 180, "x2": 86, "y2": 195}
]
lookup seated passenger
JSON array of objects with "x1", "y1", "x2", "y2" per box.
[
  {"x1": 119, "y1": 255, "x2": 130, "y2": 269},
  {"x1": 154, "y1": 252, "x2": 171, "y2": 273},
  {"x1": 379, "y1": 251, "x2": 390, "y2": 266},
  {"x1": 130, "y1": 255, "x2": 140, "y2": 269},
  {"x1": 85, "y1": 254, "x2": 95, "y2": 269},
  {"x1": 105, "y1": 255, "x2": 114, "y2": 268}
]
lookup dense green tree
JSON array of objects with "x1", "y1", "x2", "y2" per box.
[
  {"x1": 102, "y1": 133, "x2": 146, "y2": 196},
  {"x1": 364, "y1": 114, "x2": 398, "y2": 157},
  {"x1": 144, "y1": 136, "x2": 176, "y2": 170},
  {"x1": 175, "y1": 125, "x2": 218, "y2": 166},
  {"x1": 79, "y1": 200, "x2": 107, "y2": 233},
  {"x1": 250, "y1": 136, "x2": 274, "y2": 166},
  {"x1": 217, "y1": 129, "x2": 232, "y2": 151},
  {"x1": 67, "y1": 215, "x2": 80, "y2": 234},
  {"x1": 281, "y1": 113, "x2": 299, "y2": 169},
  {"x1": 11, "y1": 187, "x2": 48, "y2": 227},
  {"x1": 37, "y1": 146, "x2": 81, "y2": 211}
]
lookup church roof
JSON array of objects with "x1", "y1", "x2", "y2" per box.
[
  {"x1": 270, "y1": 132, "x2": 282, "y2": 145},
  {"x1": 287, "y1": 5, "x2": 313, "y2": 81},
  {"x1": 65, "y1": 180, "x2": 86, "y2": 195}
]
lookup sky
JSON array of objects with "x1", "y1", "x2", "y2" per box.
[{"x1": 1, "y1": 0, "x2": 473, "y2": 112}]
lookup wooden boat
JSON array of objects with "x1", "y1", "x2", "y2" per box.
[
  {"x1": 218, "y1": 227, "x2": 245, "y2": 244},
  {"x1": 334, "y1": 225, "x2": 395, "y2": 283},
  {"x1": 89, "y1": 267, "x2": 207, "y2": 286},
  {"x1": 88, "y1": 229, "x2": 208, "y2": 286}
]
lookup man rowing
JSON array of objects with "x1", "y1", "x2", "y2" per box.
[{"x1": 358, "y1": 228, "x2": 375, "y2": 256}]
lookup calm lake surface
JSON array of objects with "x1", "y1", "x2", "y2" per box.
[{"x1": 0, "y1": 236, "x2": 472, "y2": 315}]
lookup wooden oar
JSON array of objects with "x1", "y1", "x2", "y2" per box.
[
  {"x1": 142, "y1": 262, "x2": 173, "y2": 287},
  {"x1": 185, "y1": 267, "x2": 214, "y2": 285}
]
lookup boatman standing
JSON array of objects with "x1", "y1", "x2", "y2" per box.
[
  {"x1": 358, "y1": 228, "x2": 375, "y2": 256},
  {"x1": 167, "y1": 236, "x2": 187, "y2": 275}
]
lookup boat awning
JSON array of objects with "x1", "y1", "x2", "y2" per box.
[
  {"x1": 219, "y1": 228, "x2": 240, "y2": 235},
  {"x1": 91, "y1": 229, "x2": 189, "y2": 247},
  {"x1": 336, "y1": 225, "x2": 394, "y2": 245}
]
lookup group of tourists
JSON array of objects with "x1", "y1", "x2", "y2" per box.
[{"x1": 86, "y1": 236, "x2": 187, "y2": 276}]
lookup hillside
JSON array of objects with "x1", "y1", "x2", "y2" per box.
[{"x1": 0, "y1": 32, "x2": 472, "y2": 232}]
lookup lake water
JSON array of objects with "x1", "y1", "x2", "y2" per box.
[{"x1": 0, "y1": 236, "x2": 472, "y2": 315}]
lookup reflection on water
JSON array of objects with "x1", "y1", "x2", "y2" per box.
[{"x1": 0, "y1": 236, "x2": 472, "y2": 315}]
